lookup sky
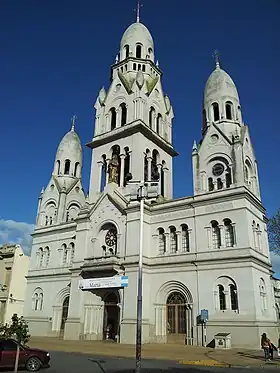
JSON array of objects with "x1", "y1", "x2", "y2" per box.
[{"x1": 1, "y1": 0, "x2": 280, "y2": 270}]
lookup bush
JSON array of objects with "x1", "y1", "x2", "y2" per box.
[{"x1": 0, "y1": 314, "x2": 30, "y2": 345}]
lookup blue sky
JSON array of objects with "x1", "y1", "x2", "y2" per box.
[{"x1": 1, "y1": 0, "x2": 280, "y2": 269}]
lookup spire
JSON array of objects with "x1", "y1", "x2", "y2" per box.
[
  {"x1": 135, "y1": 0, "x2": 142, "y2": 23},
  {"x1": 213, "y1": 49, "x2": 220, "y2": 69},
  {"x1": 71, "y1": 115, "x2": 77, "y2": 132}
]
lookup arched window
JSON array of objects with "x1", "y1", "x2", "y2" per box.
[
  {"x1": 149, "y1": 107, "x2": 155, "y2": 128},
  {"x1": 101, "y1": 154, "x2": 107, "y2": 192},
  {"x1": 62, "y1": 244, "x2": 67, "y2": 265},
  {"x1": 224, "y1": 219, "x2": 234, "y2": 247},
  {"x1": 229, "y1": 284, "x2": 238, "y2": 310},
  {"x1": 158, "y1": 228, "x2": 166, "y2": 254},
  {"x1": 111, "y1": 145, "x2": 121, "y2": 186},
  {"x1": 181, "y1": 224, "x2": 190, "y2": 252},
  {"x1": 110, "y1": 108, "x2": 117, "y2": 130},
  {"x1": 123, "y1": 147, "x2": 130, "y2": 186},
  {"x1": 61, "y1": 296, "x2": 70, "y2": 332},
  {"x1": 211, "y1": 220, "x2": 221, "y2": 249},
  {"x1": 217, "y1": 178, "x2": 223, "y2": 189},
  {"x1": 212, "y1": 102, "x2": 220, "y2": 121},
  {"x1": 66, "y1": 203, "x2": 80, "y2": 222},
  {"x1": 170, "y1": 226, "x2": 177, "y2": 253},
  {"x1": 64, "y1": 159, "x2": 70, "y2": 175},
  {"x1": 225, "y1": 168, "x2": 232, "y2": 188},
  {"x1": 148, "y1": 47, "x2": 153, "y2": 58},
  {"x1": 202, "y1": 109, "x2": 207, "y2": 133},
  {"x1": 142, "y1": 65, "x2": 145, "y2": 72},
  {"x1": 69, "y1": 242, "x2": 75, "y2": 263},
  {"x1": 44, "y1": 247, "x2": 50, "y2": 267},
  {"x1": 208, "y1": 177, "x2": 214, "y2": 191},
  {"x1": 136, "y1": 44, "x2": 142, "y2": 58},
  {"x1": 225, "y1": 101, "x2": 233, "y2": 120},
  {"x1": 133, "y1": 63, "x2": 136, "y2": 70},
  {"x1": 56, "y1": 160, "x2": 60, "y2": 174},
  {"x1": 218, "y1": 285, "x2": 226, "y2": 310},
  {"x1": 144, "y1": 154, "x2": 148, "y2": 182},
  {"x1": 102, "y1": 224, "x2": 118, "y2": 256},
  {"x1": 260, "y1": 278, "x2": 267, "y2": 311},
  {"x1": 74, "y1": 162, "x2": 80, "y2": 177},
  {"x1": 151, "y1": 150, "x2": 159, "y2": 181},
  {"x1": 124, "y1": 44, "x2": 129, "y2": 58},
  {"x1": 33, "y1": 288, "x2": 43, "y2": 311},
  {"x1": 37, "y1": 248, "x2": 44, "y2": 268},
  {"x1": 120, "y1": 103, "x2": 127, "y2": 126},
  {"x1": 166, "y1": 292, "x2": 186, "y2": 334},
  {"x1": 156, "y1": 114, "x2": 162, "y2": 134}
]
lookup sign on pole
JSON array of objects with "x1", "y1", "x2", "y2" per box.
[
  {"x1": 200, "y1": 309, "x2": 209, "y2": 322},
  {"x1": 78, "y1": 276, "x2": 128, "y2": 290}
]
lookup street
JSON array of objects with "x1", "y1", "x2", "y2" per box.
[{"x1": 12, "y1": 351, "x2": 280, "y2": 373}]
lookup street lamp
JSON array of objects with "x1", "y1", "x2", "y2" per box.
[{"x1": 127, "y1": 176, "x2": 159, "y2": 373}]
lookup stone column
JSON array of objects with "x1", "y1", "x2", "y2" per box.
[
  {"x1": 147, "y1": 156, "x2": 152, "y2": 180},
  {"x1": 213, "y1": 180, "x2": 218, "y2": 190},
  {"x1": 105, "y1": 158, "x2": 110, "y2": 185},
  {"x1": 97, "y1": 161, "x2": 104, "y2": 193},
  {"x1": 152, "y1": 234, "x2": 158, "y2": 254},
  {"x1": 116, "y1": 234, "x2": 121, "y2": 256},
  {"x1": 116, "y1": 107, "x2": 121, "y2": 128},
  {"x1": 257, "y1": 230, "x2": 261, "y2": 252},
  {"x1": 214, "y1": 290, "x2": 218, "y2": 310},
  {"x1": 164, "y1": 233, "x2": 170, "y2": 253},
  {"x1": 253, "y1": 227, "x2": 257, "y2": 249},
  {"x1": 119, "y1": 154, "x2": 126, "y2": 187},
  {"x1": 205, "y1": 226, "x2": 212, "y2": 249},
  {"x1": 157, "y1": 164, "x2": 162, "y2": 195},
  {"x1": 105, "y1": 114, "x2": 109, "y2": 132},
  {"x1": 188, "y1": 228, "x2": 192, "y2": 252},
  {"x1": 163, "y1": 166, "x2": 168, "y2": 198},
  {"x1": 176, "y1": 231, "x2": 182, "y2": 252},
  {"x1": 219, "y1": 224, "x2": 225, "y2": 247},
  {"x1": 232, "y1": 223, "x2": 237, "y2": 247}
]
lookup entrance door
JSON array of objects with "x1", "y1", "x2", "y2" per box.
[
  {"x1": 166, "y1": 292, "x2": 187, "y2": 344},
  {"x1": 103, "y1": 293, "x2": 119, "y2": 341},
  {"x1": 60, "y1": 296, "x2": 69, "y2": 337}
]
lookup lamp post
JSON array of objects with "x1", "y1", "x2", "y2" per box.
[{"x1": 127, "y1": 177, "x2": 159, "y2": 373}]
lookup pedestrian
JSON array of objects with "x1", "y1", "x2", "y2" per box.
[{"x1": 261, "y1": 333, "x2": 270, "y2": 361}]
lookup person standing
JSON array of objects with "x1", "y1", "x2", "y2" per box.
[{"x1": 261, "y1": 333, "x2": 270, "y2": 361}]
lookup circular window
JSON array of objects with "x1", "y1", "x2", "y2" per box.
[
  {"x1": 105, "y1": 229, "x2": 117, "y2": 247},
  {"x1": 212, "y1": 163, "x2": 224, "y2": 176}
]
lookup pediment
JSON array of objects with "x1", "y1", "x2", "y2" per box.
[{"x1": 199, "y1": 124, "x2": 232, "y2": 155}]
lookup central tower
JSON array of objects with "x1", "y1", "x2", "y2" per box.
[{"x1": 87, "y1": 14, "x2": 177, "y2": 202}]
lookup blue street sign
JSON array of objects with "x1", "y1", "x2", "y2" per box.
[{"x1": 201, "y1": 309, "x2": 209, "y2": 322}]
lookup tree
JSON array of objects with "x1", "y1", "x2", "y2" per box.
[
  {"x1": 268, "y1": 209, "x2": 280, "y2": 253},
  {"x1": 0, "y1": 314, "x2": 30, "y2": 345}
]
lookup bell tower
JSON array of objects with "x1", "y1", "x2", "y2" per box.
[
  {"x1": 88, "y1": 11, "x2": 177, "y2": 203},
  {"x1": 192, "y1": 54, "x2": 261, "y2": 199}
]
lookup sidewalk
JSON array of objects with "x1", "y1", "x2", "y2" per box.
[{"x1": 29, "y1": 337, "x2": 280, "y2": 368}]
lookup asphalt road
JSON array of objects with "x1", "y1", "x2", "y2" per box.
[{"x1": 15, "y1": 351, "x2": 280, "y2": 373}]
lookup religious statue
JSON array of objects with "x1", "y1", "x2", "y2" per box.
[{"x1": 108, "y1": 154, "x2": 119, "y2": 184}]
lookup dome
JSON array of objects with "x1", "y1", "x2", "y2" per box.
[
  {"x1": 204, "y1": 65, "x2": 239, "y2": 104},
  {"x1": 55, "y1": 129, "x2": 82, "y2": 162},
  {"x1": 120, "y1": 22, "x2": 154, "y2": 61},
  {"x1": 53, "y1": 128, "x2": 83, "y2": 179}
]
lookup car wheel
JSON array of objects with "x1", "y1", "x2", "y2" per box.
[{"x1": 25, "y1": 357, "x2": 42, "y2": 372}]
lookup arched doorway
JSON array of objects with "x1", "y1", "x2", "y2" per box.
[
  {"x1": 60, "y1": 296, "x2": 69, "y2": 337},
  {"x1": 103, "y1": 292, "x2": 119, "y2": 341},
  {"x1": 166, "y1": 292, "x2": 187, "y2": 344}
]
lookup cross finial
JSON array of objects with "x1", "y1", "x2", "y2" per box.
[
  {"x1": 213, "y1": 49, "x2": 220, "y2": 69},
  {"x1": 135, "y1": 0, "x2": 142, "y2": 23},
  {"x1": 71, "y1": 115, "x2": 77, "y2": 131}
]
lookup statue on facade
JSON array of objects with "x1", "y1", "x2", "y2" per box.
[{"x1": 108, "y1": 154, "x2": 119, "y2": 184}]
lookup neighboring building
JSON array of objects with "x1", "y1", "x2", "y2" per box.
[
  {"x1": 23, "y1": 12, "x2": 278, "y2": 348},
  {"x1": 272, "y1": 276, "x2": 280, "y2": 322},
  {"x1": 0, "y1": 244, "x2": 30, "y2": 324}
]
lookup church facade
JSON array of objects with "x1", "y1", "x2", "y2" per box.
[{"x1": 23, "y1": 16, "x2": 278, "y2": 349}]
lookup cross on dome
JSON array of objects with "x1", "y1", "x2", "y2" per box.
[
  {"x1": 71, "y1": 115, "x2": 77, "y2": 131},
  {"x1": 213, "y1": 49, "x2": 220, "y2": 69},
  {"x1": 134, "y1": 0, "x2": 143, "y2": 23}
]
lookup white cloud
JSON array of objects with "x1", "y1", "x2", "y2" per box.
[
  {"x1": 0, "y1": 219, "x2": 34, "y2": 255},
  {"x1": 271, "y1": 251, "x2": 280, "y2": 278}
]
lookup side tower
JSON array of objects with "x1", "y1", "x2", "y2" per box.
[
  {"x1": 192, "y1": 57, "x2": 260, "y2": 199},
  {"x1": 36, "y1": 118, "x2": 86, "y2": 226},
  {"x1": 87, "y1": 16, "x2": 177, "y2": 202}
]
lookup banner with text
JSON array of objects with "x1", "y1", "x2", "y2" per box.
[{"x1": 79, "y1": 276, "x2": 128, "y2": 290}]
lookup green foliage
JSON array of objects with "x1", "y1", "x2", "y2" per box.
[
  {"x1": 0, "y1": 314, "x2": 30, "y2": 345},
  {"x1": 268, "y1": 209, "x2": 280, "y2": 253}
]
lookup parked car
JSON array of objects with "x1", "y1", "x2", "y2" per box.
[{"x1": 0, "y1": 338, "x2": 50, "y2": 371}]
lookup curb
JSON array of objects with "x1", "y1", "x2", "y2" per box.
[{"x1": 178, "y1": 359, "x2": 230, "y2": 367}]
